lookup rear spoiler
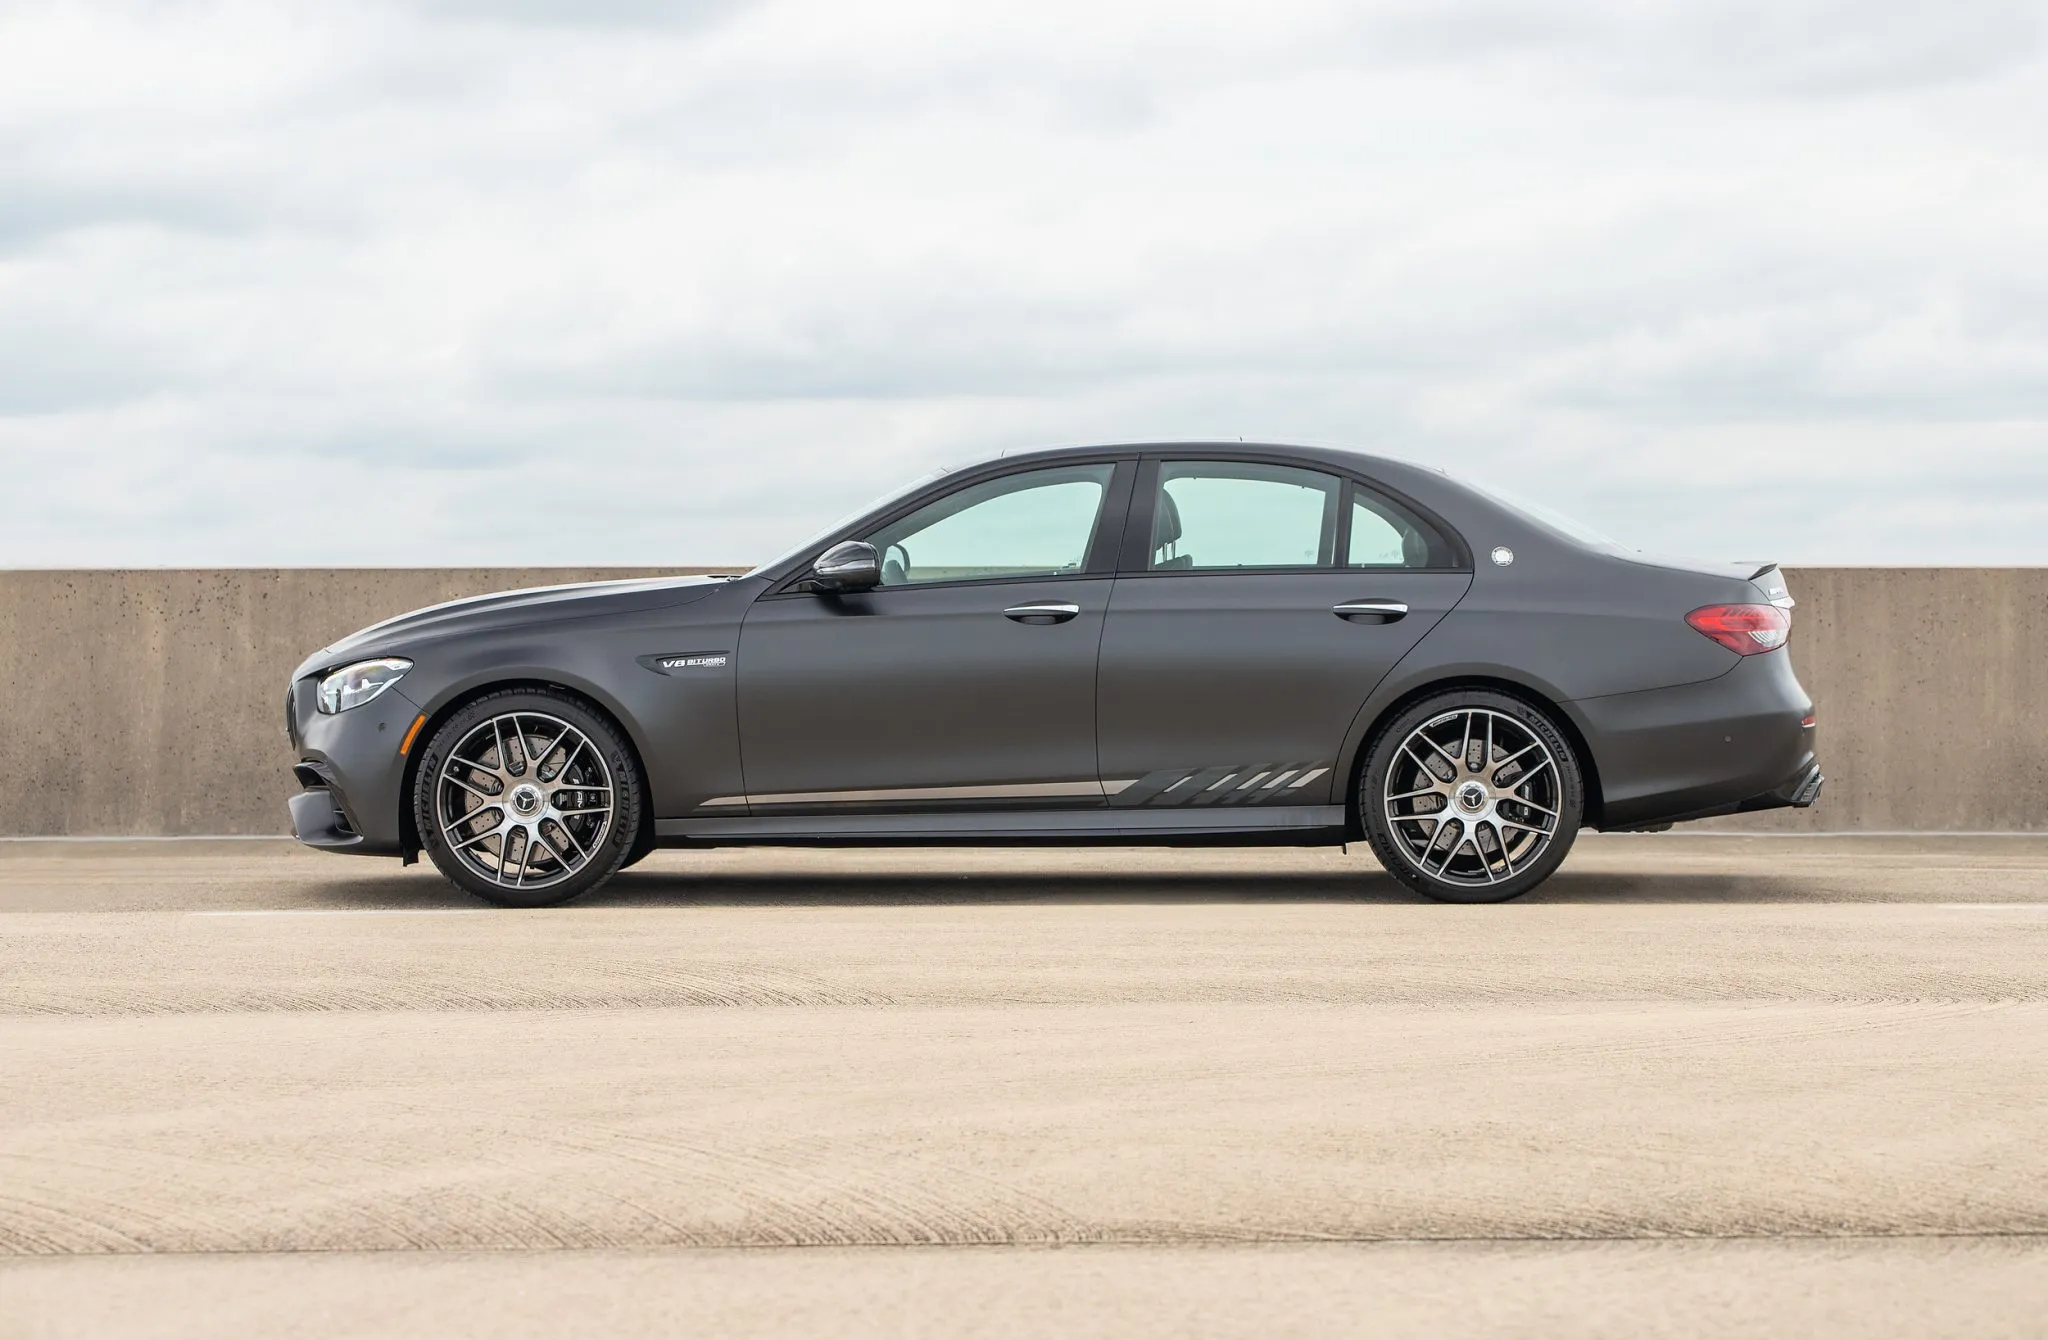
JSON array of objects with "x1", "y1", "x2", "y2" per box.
[{"x1": 1748, "y1": 563, "x2": 1795, "y2": 609}]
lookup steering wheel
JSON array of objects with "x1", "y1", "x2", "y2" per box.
[{"x1": 883, "y1": 542, "x2": 911, "y2": 586}]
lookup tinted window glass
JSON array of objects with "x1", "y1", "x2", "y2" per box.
[
  {"x1": 1348, "y1": 490, "x2": 1441, "y2": 568},
  {"x1": 1150, "y1": 462, "x2": 1340, "y2": 571},
  {"x1": 867, "y1": 463, "x2": 1114, "y2": 586}
]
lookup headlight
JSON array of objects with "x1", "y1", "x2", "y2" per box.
[{"x1": 317, "y1": 658, "x2": 413, "y2": 714}]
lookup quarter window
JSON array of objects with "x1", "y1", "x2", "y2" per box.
[
  {"x1": 1149, "y1": 462, "x2": 1341, "y2": 571},
  {"x1": 867, "y1": 463, "x2": 1115, "y2": 586},
  {"x1": 1348, "y1": 492, "x2": 1438, "y2": 568}
]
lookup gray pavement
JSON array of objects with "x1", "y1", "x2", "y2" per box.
[{"x1": 3, "y1": 836, "x2": 2047, "y2": 1337}]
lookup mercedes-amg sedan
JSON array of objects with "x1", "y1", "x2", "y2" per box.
[{"x1": 286, "y1": 442, "x2": 1822, "y2": 906}]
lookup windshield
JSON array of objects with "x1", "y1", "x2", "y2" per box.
[
  {"x1": 1455, "y1": 474, "x2": 1627, "y2": 552},
  {"x1": 746, "y1": 467, "x2": 953, "y2": 577}
]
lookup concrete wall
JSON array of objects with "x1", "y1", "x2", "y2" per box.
[
  {"x1": 1, "y1": 567, "x2": 2042, "y2": 836},
  {"x1": 1693, "y1": 568, "x2": 2048, "y2": 833},
  {"x1": 0, "y1": 569, "x2": 676, "y2": 838}
]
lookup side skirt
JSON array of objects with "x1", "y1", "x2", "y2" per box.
[{"x1": 656, "y1": 805, "x2": 1348, "y2": 846}]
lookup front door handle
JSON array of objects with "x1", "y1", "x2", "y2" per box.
[
  {"x1": 1004, "y1": 602, "x2": 1081, "y2": 625},
  {"x1": 1333, "y1": 600, "x2": 1409, "y2": 623}
]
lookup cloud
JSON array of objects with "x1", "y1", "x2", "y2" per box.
[
  {"x1": 0, "y1": 0, "x2": 2044, "y2": 566},
  {"x1": 1635, "y1": 1, "x2": 2043, "y2": 96},
  {"x1": 406, "y1": 0, "x2": 747, "y2": 30}
]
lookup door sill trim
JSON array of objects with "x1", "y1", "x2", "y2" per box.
[
  {"x1": 696, "y1": 779, "x2": 1107, "y2": 809},
  {"x1": 657, "y1": 806, "x2": 1347, "y2": 842}
]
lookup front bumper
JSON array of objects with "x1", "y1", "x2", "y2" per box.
[
  {"x1": 289, "y1": 783, "x2": 363, "y2": 849},
  {"x1": 286, "y1": 679, "x2": 423, "y2": 856},
  {"x1": 1572, "y1": 649, "x2": 1821, "y2": 830}
]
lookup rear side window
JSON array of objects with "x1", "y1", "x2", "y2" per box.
[
  {"x1": 1347, "y1": 488, "x2": 1454, "y2": 569},
  {"x1": 1145, "y1": 460, "x2": 1461, "y2": 572},
  {"x1": 1149, "y1": 462, "x2": 1341, "y2": 571}
]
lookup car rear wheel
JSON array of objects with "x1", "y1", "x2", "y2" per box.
[
  {"x1": 414, "y1": 689, "x2": 643, "y2": 907},
  {"x1": 1359, "y1": 689, "x2": 1583, "y2": 904}
]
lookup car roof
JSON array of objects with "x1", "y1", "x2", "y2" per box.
[{"x1": 950, "y1": 441, "x2": 1446, "y2": 486}]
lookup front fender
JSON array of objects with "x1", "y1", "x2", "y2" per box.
[{"x1": 389, "y1": 588, "x2": 754, "y2": 826}]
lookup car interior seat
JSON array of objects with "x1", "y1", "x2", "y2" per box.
[
  {"x1": 1152, "y1": 488, "x2": 1192, "y2": 569},
  {"x1": 1400, "y1": 523, "x2": 1427, "y2": 568}
]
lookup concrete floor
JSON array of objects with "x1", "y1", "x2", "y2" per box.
[{"x1": 3, "y1": 836, "x2": 2046, "y2": 1337}]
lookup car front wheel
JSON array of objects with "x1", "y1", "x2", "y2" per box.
[
  {"x1": 414, "y1": 688, "x2": 643, "y2": 907},
  {"x1": 1359, "y1": 689, "x2": 1584, "y2": 904}
]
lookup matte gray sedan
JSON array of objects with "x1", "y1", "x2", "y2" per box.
[{"x1": 286, "y1": 442, "x2": 1821, "y2": 905}]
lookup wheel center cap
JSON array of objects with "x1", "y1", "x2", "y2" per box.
[
  {"x1": 1454, "y1": 781, "x2": 1489, "y2": 813},
  {"x1": 510, "y1": 784, "x2": 544, "y2": 817}
]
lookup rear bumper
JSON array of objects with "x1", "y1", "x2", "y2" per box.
[
  {"x1": 1571, "y1": 650, "x2": 1821, "y2": 830},
  {"x1": 1696, "y1": 758, "x2": 1825, "y2": 824},
  {"x1": 1779, "y1": 763, "x2": 1826, "y2": 809}
]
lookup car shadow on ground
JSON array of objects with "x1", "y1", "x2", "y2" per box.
[{"x1": 292, "y1": 866, "x2": 1799, "y2": 909}]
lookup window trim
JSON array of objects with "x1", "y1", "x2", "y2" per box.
[
  {"x1": 764, "y1": 456, "x2": 1137, "y2": 597},
  {"x1": 1117, "y1": 451, "x2": 1472, "y2": 577}
]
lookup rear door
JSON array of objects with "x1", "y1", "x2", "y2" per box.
[{"x1": 1095, "y1": 455, "x2": 1472, "y2": 809}]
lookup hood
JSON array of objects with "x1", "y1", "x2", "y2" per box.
[{"x1": 301, "y1": 575, "x2": 730, "y2": 675}]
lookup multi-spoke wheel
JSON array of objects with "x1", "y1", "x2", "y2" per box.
[
  {"x1": 414, "y1": 689, "x2": 643, "y2": 907},
  {"x1": 1359, "y1": 690, "x2": 1583, "y2": 903}
]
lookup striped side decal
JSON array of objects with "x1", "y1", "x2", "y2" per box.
[{"x1": 1108, "y1": 763, "x2": 1333, "y2": 808}]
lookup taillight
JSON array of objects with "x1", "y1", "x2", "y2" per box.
[{"x1": 1686, "y1": 603, "x2": 1790, "y2": 655}]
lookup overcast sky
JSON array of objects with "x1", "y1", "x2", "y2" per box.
[{"x1": 2, "y1": 0, "x2": 2044, "y2": 567}]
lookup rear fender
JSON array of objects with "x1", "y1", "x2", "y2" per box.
[{"x1": 1334, "y1": 659, "x2": 1605, "y2": 834}]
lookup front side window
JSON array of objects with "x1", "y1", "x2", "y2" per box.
[
  {"x1": 867, "y1": 463, "x2": 1115, "y2": 586},
  {"x1": 1149, "y1": 461, "x2": 1341, "y2": 571}
]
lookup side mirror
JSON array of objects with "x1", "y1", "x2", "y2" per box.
[{"x1": 806, "y1": 540, "x2": 881, "y2": 593}]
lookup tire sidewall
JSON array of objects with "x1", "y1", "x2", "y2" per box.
[
  {"x1": 413, "y1": 689, "x2": 643, "y2": 907},
  {"x1": 1359, "y1": 689, "x2": 1584, "y2": 904}
]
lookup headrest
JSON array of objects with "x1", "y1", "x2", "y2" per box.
[{"x1": 1152, "y1": 488, "x2": 1184, "y2": 548}]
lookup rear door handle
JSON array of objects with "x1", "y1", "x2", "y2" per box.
[
  {"x1": 1333, "y1": 600, "x2": 1408, "y2": 623},
  {"x1": 1004, "y1": 602, "x2": 1081, "y2": 625}
]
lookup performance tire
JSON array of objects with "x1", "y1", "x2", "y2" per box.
[
  {"x1": 1359, "y1": 689, "x2": 1583, "y2": 904},
  {"x1": 414, "y1": 688, "x2": 644, "y2": 908}
]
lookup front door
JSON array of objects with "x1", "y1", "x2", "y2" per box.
[
  {"x1": 1096, "y1": 457, "x2": 1472, "y2": 810},
  {"x1": 734, "y1": 460, "x2": 1129, "y2": 813}
]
